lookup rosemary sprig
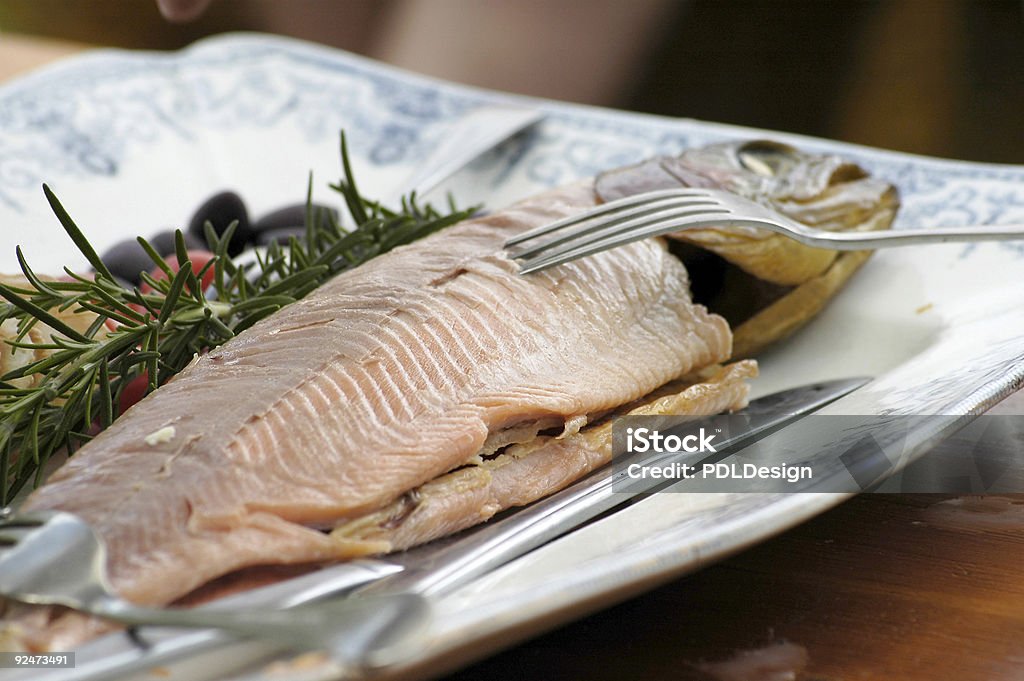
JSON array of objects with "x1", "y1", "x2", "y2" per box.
[{"x1": 0, "y1": 132, "x2": 476, "y2": 503}]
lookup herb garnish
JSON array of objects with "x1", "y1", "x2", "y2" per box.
[{"x1": 0, "y1": 133, "x2": 476, "y2": 504}]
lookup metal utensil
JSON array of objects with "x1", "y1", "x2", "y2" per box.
[
  {"x1": 382, "y1": 105, "x2": 542, "y2": 205},
  {"x1": 0, "y1": 512, "x2": 429, "y2": 670},
  {"x1": 23, "y1": 378, "x2": 866, "y2": 681},
  {"x1": 354, "y1": 377, "x2": 870, "y2": 598},
  {"x1": 228, "y1": 104, "x2": 542, "y2": 280},
  {"x1": 505, "y1": 187, "x2": 1024, "y2": 274}
]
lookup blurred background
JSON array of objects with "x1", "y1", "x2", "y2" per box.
[{"x1": 0, "y1": 0, "x2": 1021, "y2": 163}]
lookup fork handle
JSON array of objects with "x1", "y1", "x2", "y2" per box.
[
  {"x1": 759, "y1": 222, "x2": 1024, "y2": 251},
  {"x1": 89, "y1": 592, "x2": 428, "y2": 668}
]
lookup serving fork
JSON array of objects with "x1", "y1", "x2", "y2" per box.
[
  {"x1": 0, "y1": 509, "x2": 428, "y2": 671},
  {"x1": 505, "y1": 187, "x2": 1024, "y2": 274},
  {"x1": 0, "y1": 379, "x2": 864, "y2": 680}
]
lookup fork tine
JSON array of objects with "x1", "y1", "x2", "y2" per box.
[
  {"x1": 0, "y1": 529, "x2": 29, "y2": 545},
  {"x1": 509, "y1": 196, "x2": 720, "y2": 260},
  {"x1": 503, "y1": 188, "x2": 710, "y2": 248},
  {"x1": 520, "y1": 205, "x2": 745, "y2": 274},
  {"x1": 0, "y1": 512, "x2": 52, "y2": 528},
  {"x1": 0, "y1": 513, "x2": 50, "y2": 545},
  {"x1": 517, "y1": 205, "x2": 734, "y2": 275}
]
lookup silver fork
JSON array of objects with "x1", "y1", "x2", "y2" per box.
[
  {"x1": 0, "y1": 510, "x2": 429, "y2": 670},
  {"x1": 505, "y1": 187, "x2": 1024, "y2": 275}
]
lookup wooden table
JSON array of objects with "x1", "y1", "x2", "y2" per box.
[
  {"x1": 440, "y1": 393, "x2": 1024, "y2": 681},
  {"x1": 0, "y1": 33, "x2": 85, "y2": 84},
  {"x1": 444, "y1": 496, "x2": 1024, "y2": 681},
  {"x1": 3, "y1": 32, "x2": 1024, "y2": 681}
]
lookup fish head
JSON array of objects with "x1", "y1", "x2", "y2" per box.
[
  {"x1": 594, "y1": 139, "x2": 900, "y2": 357},
  {"x1": 597, "y1": 139, "x2": 899, "y2": 255},
  {"x1": 667, "y1": 139, "x2": 899, "y2": 233}
]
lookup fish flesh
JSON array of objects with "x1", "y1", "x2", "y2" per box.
[
  {"x1": 6, "y1": 181, "x2": 742, "y2": 650},
  {"x1": 0, "y1": 139, "x2": 896, "y2": 650}
]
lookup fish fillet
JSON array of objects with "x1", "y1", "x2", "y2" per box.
[{"x1": 19, "y1": 180, "x2": 733, "y2": 614}]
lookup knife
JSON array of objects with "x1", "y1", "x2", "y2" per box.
[
  {"x1": 38, "y1": 377, "x2": 867, "y2": 681},
  {"x1": 382, "y1": 106, "x2": 543, "y2": 205},
  {"x1": 355, "y1": 376, "x2": 870, "y2": 599},
  {"x1": 227, "y1": 105, "x2": 542, "y2": 284}
]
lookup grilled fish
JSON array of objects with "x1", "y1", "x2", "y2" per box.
[{"x1": 1, "y1": 139, "x2": 896, "y2": 650}]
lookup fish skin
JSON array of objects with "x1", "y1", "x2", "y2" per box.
[{"x1": 20, "y1": 181, "x2": 732, "y2": 609}]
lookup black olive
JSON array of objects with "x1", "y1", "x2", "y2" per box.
[
  {"x1": 100, "y1": 238, "x2": 157, "y2": 286},
  {"x1": 187, "y1": 191, "x2": 251, "y2": 256},
  {"x1": 253, "y1": 203, "x2": 338, "y2": 236},
  {"x1": 255, "y1": 226, "x2": 308, "y2": 247}
]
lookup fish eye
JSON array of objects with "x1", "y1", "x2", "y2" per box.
[{"x1": 736, "y1": 141, "x2": 798, "y2": 177}]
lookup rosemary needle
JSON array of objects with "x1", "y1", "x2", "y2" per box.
[{"x1": 0, "y1": 132, "x2": 476, "y2": 504}]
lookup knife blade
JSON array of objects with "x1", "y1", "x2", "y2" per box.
[
  {"x1": 382, "y1": 106, "x2": 543, "y2": 205},
  {"x1": 226, "y1": 105, "x2": 542, "y2": 289},
  {"x1": 41, "y1": 376, "x2": 866, "y2": 681},
  {"x1": 357, "y1": 376, "x2": 870, "y2": 598}
]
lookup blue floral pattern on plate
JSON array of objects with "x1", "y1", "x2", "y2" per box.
[{"x1": 4, "y1": 34, "x2": 1023, "y2": 237}]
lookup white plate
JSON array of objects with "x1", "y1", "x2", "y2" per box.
[{"x1": 4, "y1": 34, "x2": 1024, "y2": 681}]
